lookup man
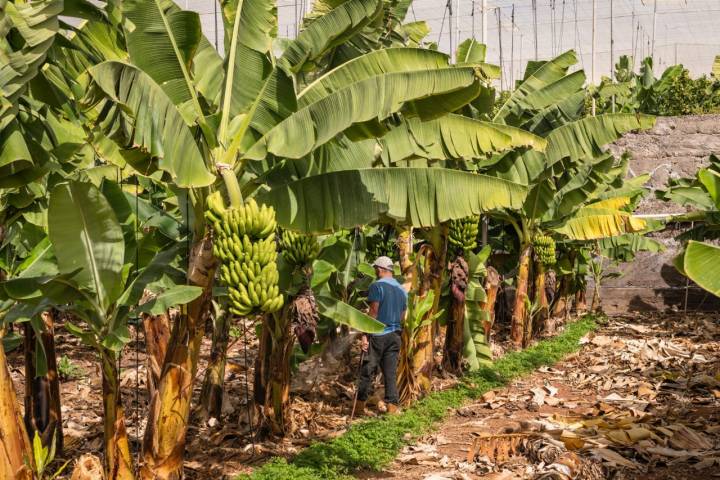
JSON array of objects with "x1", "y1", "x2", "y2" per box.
[{"x1": 356, "y1": 256, "x2": 407, "y2": 415}]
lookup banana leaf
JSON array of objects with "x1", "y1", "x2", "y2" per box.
[
  {"x1": 456, "y1": 38, "x2": 486, "y2": 64},
  {"x1": 684, "y1": 240, "x2": 720, "y2": 296},
  {"x1": 245, "y1": 66, "x2": 483, "y2": 160},
  {"x1": 493, "y1": 50, "x2": 578, "y2": 124},
  {"x1": 298, "y1": 47, "x2": 451, "y2": 108},
  {"x1": 316, "y1": 295, "x2": 385, "y2": 333},
  {"x1": 552, "y1": 207, "x2": 646, "y2": 240},
  {"x1": 85, "y1": 61, "x2": 216, "y2": 188},
  {"x1": 122, "y1": 0, "x2": 203, "y2": 111},
  {"x1": 48, "y1": 180, "x2": 125, "y2": 311},
  {"x1": 463, "y1": 302, "x2": 491, "y2": 371},
  {"x1": 1, "y1": 0, "x2": 62, "y2": 129},
  {"x1": 280, "y1": 0, "x2": 383, "y2": 73},
  {"x1": 544, "y1": 114, "x2": 655, "y2": 167},
  {"x1": 257, "y1": 167, "x2": 527, "y2": 232}
]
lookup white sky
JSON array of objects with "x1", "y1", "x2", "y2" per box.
[{"x1": 187, "y1": 0, "x2": 720, "y2": 85}]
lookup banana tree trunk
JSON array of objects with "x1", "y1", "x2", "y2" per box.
[
  {"x1": 101, "y1": 352, "x2": 134, "y2": 480},
  {"x1": 442, "y1": 258, "x2": 466, "y2": 374},
  {"x1": 396, "y1": 227, "x2": 414, "y2": 292},
  {"x1": 141, "y1": 309, "x2": 171, "y2": 399},
  {"x1": 23, "y1": 311, "x2": 63, "y2": 453},
  {"x1": 141, "y1": 234, "x2": 215, "y2": 480},
  {"x1": 511, "y1": 244, "x2": 531, "y2": 348},
  {"x1": 409, "y1": 256, "x2": 435, "y2": 399},
  {"x1": 0, "y1": 337, "x2": 33, "y2": 480},
  {"x1": 481, "y1": 267, "x2": 500, "y2": 342},
  {"x1": 256, "y1": 307, "x2": 294, "y2": 437},
  {"x1": 523, "y1": 257, "x2": 535, "y2": 348},
  {"x1": 534, "y1": 262, "x2": 550, "y2": 337},
  {"x1": 199, "y1": 311, "x2": 230, "y2": 420},
  {"x1": 397, "y1": 226, "x2": 417, "y2": 402},
  {"x1": 551, "y1": 275, "x2": 569, "y2": 320},
  {"x1": 254, "y1": 315, "x2": 271, "y2": 411},
  {"x1": 575, "y1": 289, "x2": 587, "y2": 314},
  {"x1": 404, "y1": 228, "x2": 447, "y2": 402},
  {"x1": 591, "y1": 280, "x2": 602, "y2": 313}
]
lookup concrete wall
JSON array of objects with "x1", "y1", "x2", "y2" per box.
[{"x1": 599, "y1": 115, "x2": 720, "y2": 313}]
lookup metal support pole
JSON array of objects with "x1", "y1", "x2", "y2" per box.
[
  {"x1": 532, "y1": 0, "x2": 538, "y2": 60},
  {"x1": 511, "y1": 4, "x2": 515, "y2": 87},
  {"x1": 591, "y1": 0, "x2": 596, "y2": 115},
  {"x1": 448, "y1": 0, "x2": 454, "y2": 60},
  {"x1": 481, "y1": 0, "x2": 487, "y2": 44},
  {"x1": 631, "y1": 4, "x2": 636, "y2": 69},
  {"x1": 651, "y1": 0, "x2": 657, "y2": 60},
  {"x1": 610, "y1": 0, "x2": 614, "y2": 78},
  {"x1": 471, "y1": 0, "x2": 475, "y2": 38},
  {"x1": 496, "y1": 7, "x2": 503, "y2": 90},
  {"x1": 610, "y1": 0, "x2": 615, "y2": 113},
  {"x1": 456, "y1": 0, "x2": 461, "y2": 56}
]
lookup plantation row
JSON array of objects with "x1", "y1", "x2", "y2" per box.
[{"x1": 2, "y1": 0, "x2": 720, "y2": 479}]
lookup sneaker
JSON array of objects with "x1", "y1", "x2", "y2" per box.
[{"x1": 386, "y1": 403, "x2": 401, "y2": 415}]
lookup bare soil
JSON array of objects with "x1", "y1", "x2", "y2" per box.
[
  {"x1": 370, "y1": 313, "x2": 720, "y2": 479},
  {"x1": 7, "y1": 319, "x2": 364, "y2": 478},
  {"x1": 10, "y1": 312, "x2": 719, "y2": 479}
]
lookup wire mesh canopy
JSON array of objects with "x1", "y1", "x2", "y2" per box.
[{"x1": 185, "y1": 0, "x2": 720, "y2": 84}]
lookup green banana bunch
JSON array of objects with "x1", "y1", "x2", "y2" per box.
[
  {"x1": 448, "y1": 216, "x2": 480, "y2": 254},
  {"x1": 205, "y1": 192, "x2": 284, "y2": 316},
  {"x1": 532, "y1": 234, "x2": 557, "y2": 266},
  {"x1": 279, "y1": 230, "x2": 319, "y2": 266},
  {"x1": 367, "y1": 233, "x2": 396, "y2": 260}
]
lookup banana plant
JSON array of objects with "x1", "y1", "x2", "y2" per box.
[
  {"x1": 658, "y1": 156, "x2": 720, "y2": 297},
  {"x1": 72, "y1": 0, "x2": 520, "y2": 463},
  {"x1": 453, "y1": 246, "x2": 496, "y2": 372},
  {"x1": 0, "y1": 0, "x2": 96, "y2": 462},
  {"x1": 256, "y1": 40, "x2": 534, "y2": 400},
  {"x1": 1, "y1": 179, "x2": 200, "y2": 479},
  {"x1": 588, "y1": 232, "x2": 666, "y2": 312},
  {"x1": 592, "y1": 55, "x2": 720, "y2": 116},
  {"x1": 476, "y1": 51, "x2": 655, "y2": 347},
  {"x1": 254, "y1": 232, "x2": 384, "y2": 435}
]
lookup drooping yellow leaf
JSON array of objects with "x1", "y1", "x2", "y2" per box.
[
  {"x1": 588, "y1": 196, "x2": 632, "y2": 210},
  {"x1": 552, "y1": 207, "x2": 646, "y2": 240}
]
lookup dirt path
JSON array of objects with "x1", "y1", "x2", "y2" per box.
[{"x1": 372, "y1": 313, "x2": 720, "y2": 480}]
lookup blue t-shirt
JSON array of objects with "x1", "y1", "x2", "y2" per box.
[{"x1": 368, "y1": 277, "x2": 408, "y2": 336}]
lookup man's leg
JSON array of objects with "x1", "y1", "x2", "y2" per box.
[
  {"x1": 357, "y1": 336, "x2": 380, "y2": 402},
  {"x1": 380, "y1": 331, "x2": 401, "y2": 406}
]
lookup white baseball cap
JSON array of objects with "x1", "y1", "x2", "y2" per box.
[{"x1": 372, "y1": 256, "x2": 394, "y2": 271}]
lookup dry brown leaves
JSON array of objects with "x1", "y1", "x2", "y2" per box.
[
  {"x1": 465, "y1": 313, "x2": 720, "y2": 479},
  {"x1": 388, "y1": 313, "x2": 720, "y2": 480}
]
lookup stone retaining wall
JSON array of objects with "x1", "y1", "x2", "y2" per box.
[{"x1": 598, "y1": 115, "x2": 720, "y2": 313}]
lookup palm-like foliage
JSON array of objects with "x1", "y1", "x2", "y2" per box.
[
  {"x1": 57, "y1": 0, "x2": 532, "y2": 467},
  {"x1": 0, "y1": 0, "x2": 667, "y2": 476},
  {"x1": 474, "y1": 51, "x2": 655, "y2": 345},
  {"x1": 657, "y1": 155, "x2": 720, "y2": 297}
]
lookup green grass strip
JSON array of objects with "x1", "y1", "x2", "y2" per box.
[{"x1": 240, "y1": 316, "x2": 598, "y2": 480}]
